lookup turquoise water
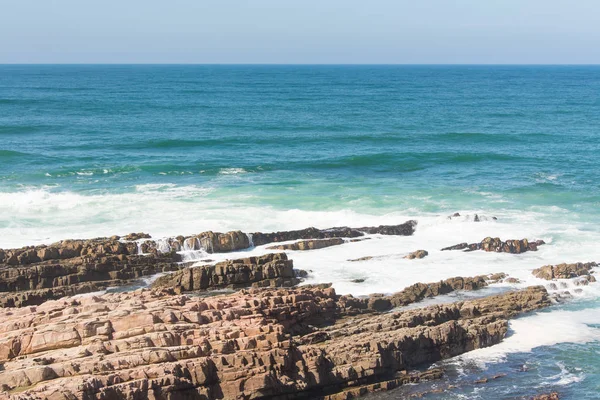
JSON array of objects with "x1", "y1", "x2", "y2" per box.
[{"x1": 1, "y1": 65, "x2": 600, "y2": 398}]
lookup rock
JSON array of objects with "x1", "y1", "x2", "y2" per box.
[
  {"x1": 336, "y1": 273, "x2": 507, "y2": 312},
  {"x1": 251, "y1": 220, "x2": 417, "y2": 247},
  {"x1": 122, "y1": 232, "x2": 152, "y2": 241},
  {"x1": 0, "y1": 251, "x2": 183, "y2": 307},
  {"x1": 266, "y1": 238, "x2": 345, "y2": 251},
  {"x1": 404, "y1": 250, "x2": 428, "y2": 259},
  {"x1": 487, "y1": 273, "x2": 507, "y2": 283},
  {"x1": 532, "y1": 262, "x2": 597, "y2": 280},
  {"x1": 138, "y1": 221, "x2": 417, "y2": 255},
  {"x1": 505, "y1": 277, "x2": 521, "y2": 284},
  {"x1": 441, "y1": 237, "x2": 545, "y2": 254},
  {"x1": 0, "y1": 285, "x2": 550, "y2": 399},
  {"x1": 351, "y1": 278, "x2": 366, "y2": 283},
  {"x1": 447, "y1": 213, "x2": 497, "y2": 221},
  {"x1": 348, "y1": 256, "x2": 374, "y2": 262},
  {"x1": 531, "y1": 392, "x2": 560, "y2": 400},
  {"x1": 151, "y1": 253, "x2": 302, "y2": 292},
  {"x1": 356, "y1": 220, "x2": 418, "y2": 236}
]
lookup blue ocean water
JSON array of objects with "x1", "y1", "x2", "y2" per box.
[{"x1": 1, "y1": 65, "x2": 600, "y2": 398}]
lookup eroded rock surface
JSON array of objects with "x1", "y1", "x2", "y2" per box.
[
  {"x1": 151, "y1": 253, "x2": 303, "y2": 293},
  {"x1": 266, "y1": 238, "x2": 345, "y2": 251},
  {"x1": 441, "y1": 237, "x2": 545, "y2": 253},
  {"x1": 532, "y1": 262, "x2": 597, "y2": 281},
  {"x1": 0, "y1": 252, "x2": 182, "y2": 308},
  {"x1": 0, "y1": 284, "x2": 550, "y2": 400},
  {"x1": 404, "y1": 250, "x2": 428, "y2": 260}
]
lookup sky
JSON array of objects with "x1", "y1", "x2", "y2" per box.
[{"x1": 1, "y1": 0, "x2": 599, "y2": 64}]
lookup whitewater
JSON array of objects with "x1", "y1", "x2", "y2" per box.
[{"x1": 1, "y1": 64, "x2": 599, "y2": 398}]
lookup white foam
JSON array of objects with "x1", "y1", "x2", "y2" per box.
[
  {"x1": 541, "y1": 362, "x2": 585, "y2": 387},
  {"x1": 219, "y1": 168, "x2": 247, "y2": 175},
  {"x1": 456, "y1": 307, "x2": 600, "y2": 366}
]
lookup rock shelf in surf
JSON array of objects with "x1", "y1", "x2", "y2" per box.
[
  {"x1": 0, "y1": 251, "x2": 183, "y2": 308},
  {"x1": 141, "y1": 221, "x2": 418, "y2": 255},
  {"x1": 151, "y1": 253, "x2": 304, "y2": 293},
  {"x1": 532, "y1": 262, "x2": 597, "y2": 282},
  {"x1": 441, "y1": 237, "x2": 546, "y2": 253},
  {"x1": 266, "y1": 237, "x2": 345, "y2": 251},
  {"x1": 0, "y1": 284, "x2": 550, "y2": 399},
  {"x1": 0, "y1": 221, "x2": 417, "y2": 307},
  {"x1": 0, "y1": 220, "x2": 418, "y2": 267}
]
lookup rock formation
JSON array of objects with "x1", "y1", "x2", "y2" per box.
[
  {"x1": 447, "y1": 213, "x2": 498, "y2": 222},
  {"x1": 266, "y1": 238, "x2": 345, "y2": 251},
  {"x1": 0, "y1": 251, "x2": 183, "y2": 308},
  {"x1": 0, "y1": 284, "x2": 550, "y2": 399},
  {"x1": 404, "y1": 250, "x2": 428, "y2": 259},
  {"x1": 151, "y1": 253, "x2": 303, "y2": 293},
  {"x1": 0, "y1": 221, "x2": 418, "y2": 307},
  {"x1": 532, "y1": 262, "x2": 597, "y2": 281},
  {"x1": 441, "y1": 237, "x2": 545, "y2": 253},
  {"x1": 250, "y1": 221, "x2": 417, "y2": 247},
  {"x1": 341, "y1": 274, "x2": 496, "y2": 313}
]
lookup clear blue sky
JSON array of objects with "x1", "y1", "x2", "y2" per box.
[{"x1": 1, "y1": 0, "x2": 598, "y2": 64}]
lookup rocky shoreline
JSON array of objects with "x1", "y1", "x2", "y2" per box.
[{"x1": 0, "y1": 223, "x2": 588, "y2": 399}]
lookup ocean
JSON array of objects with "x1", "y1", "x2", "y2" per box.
[{"x1": 1, "y1": 65, "x2": 599, "y2": 398}]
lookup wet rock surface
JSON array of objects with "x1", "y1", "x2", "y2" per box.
[
  {"x1": 441, "y1": 237, "x2": 545, "y2": 253},
  {"x1": 404, "y1": 250, "x2": 428, "y2": 259},
  {"x1": 532, "y1": 262, "x2": 597, "y2": 281},
  {"x1": 0, "y1": 284, "x2": 549, "y2": 399},
  {"x1": 251, "y1": 221, "x2": 417, "y2": 246},
  {"x1": 447, "y1": 213, "x2": 498, "y2": 222},
  {"x1": 0, "y1": 252, "x2": 183, "y2": 308},
  {"x1": 151, "y1": 253, "x2": 303, "y2": 293},
  {"x1": 266, "y1": 238, "x2": 345, "y2": 251}
]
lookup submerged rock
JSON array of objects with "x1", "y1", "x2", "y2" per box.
[
  {"x1": 348, "y1": 256, "x2": 375, "y2": 262},
  {"x1": 531, "y1": 394, "x2": 560, "y2": 400},
  {"x1": 447, "y1": 213, "x2": 498, "y2": 221}
]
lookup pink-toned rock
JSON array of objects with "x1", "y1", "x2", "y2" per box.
[
  {"x1": 0, "y1": 284, "x2": 550, "y2": 399},
  {"x1": 532, "y1": 262, "x2": 597, "y2": 280}
]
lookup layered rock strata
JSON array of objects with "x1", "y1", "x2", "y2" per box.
[
  {"x1": 151, "y1": 253, "x2": 303, "y2": 293},
  {"x1": 0, "y1": 221, "x2": 418, "y2": 307},
  {"x1": 441, "y1": 237, "x2": 545, "y2": 253},
  {"x1": 0, "y1": 221, "x2": 418, "y2": 269},
  {"x1": 266, "y1": 238, "x2": 345, "y2": 251},
  {"x1": 0, "y1": 284, "x2": 550, "y2": 399},
  {"x1": 0, "y1": 252, "x2": 182, "y2": 308},
  {"x1": 532, "y1": 262, "x2": 597, "y2": 281},
  {"x1": 345, "y1": 274, "x2": 496, "y2": 313}
]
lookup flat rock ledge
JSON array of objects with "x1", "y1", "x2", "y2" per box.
[
  {"x1": 441, "y1": 237, "x2": 545, "y2": 254},
  {"x1": 0, "y1": 284, "x2": 550, "y2": 400},
  {"x1": 0, "y1": 252, "x2": 183, "y2": 308},
  {"x1": 0, "y1": 222, "x2": 417, "y2": 307},
  {"x1": 532, "y1": 262, "x2": 597, "y2": 281},
  {"x1": 142, "y1": 221, "x2": 418, "y2": 255},
  {"x1": 151, "y1": 253, "x2": 304, "y2": 293},
  {"x1": 266, "y1": 238, "x2": 345, "y2": 251}
]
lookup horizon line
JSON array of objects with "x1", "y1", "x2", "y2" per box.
[{"x1": 1, "y1": 62, "x2": 600, "y2": 66}]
